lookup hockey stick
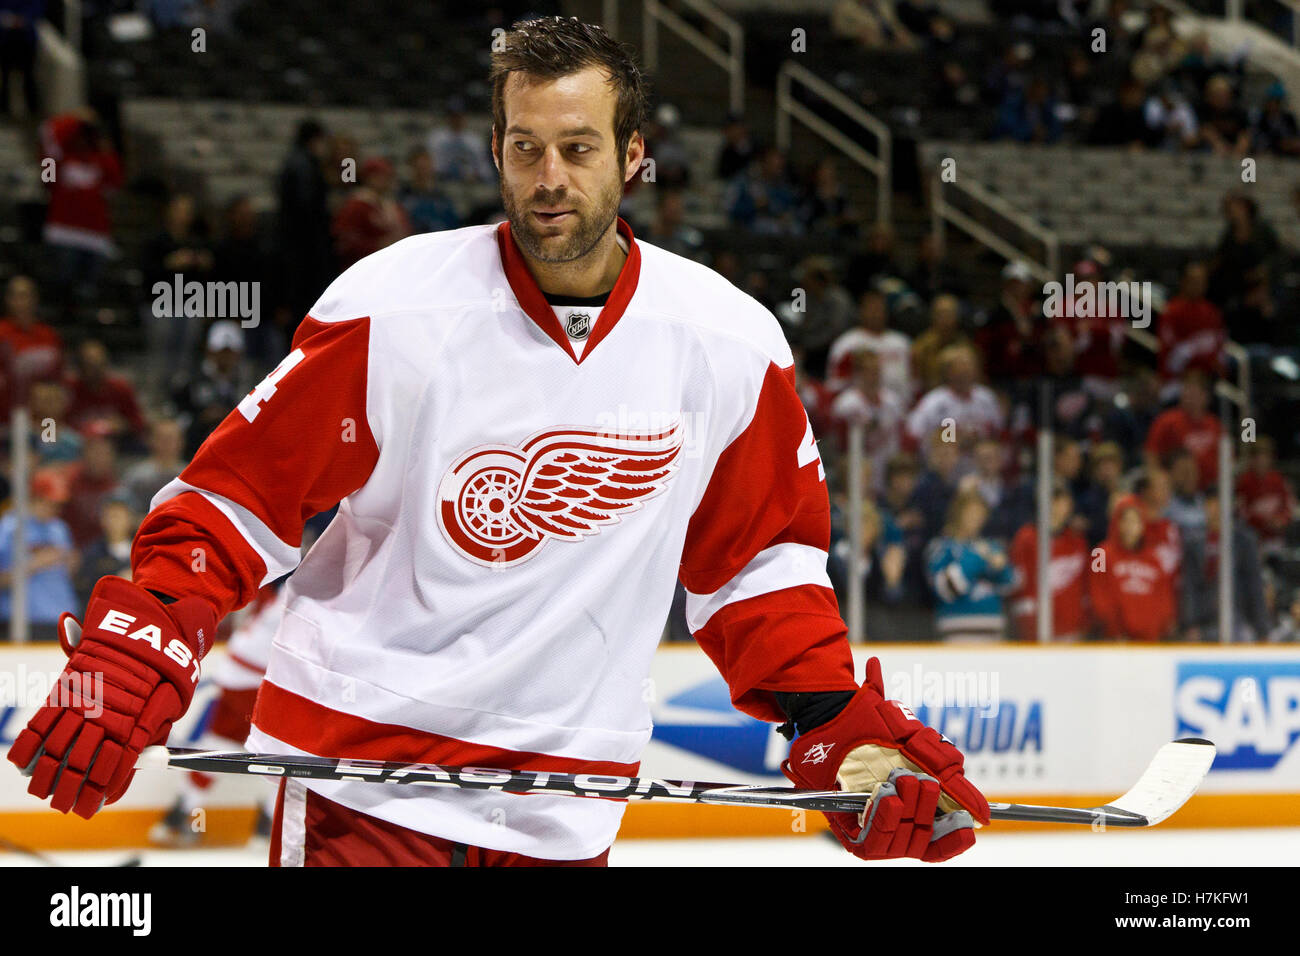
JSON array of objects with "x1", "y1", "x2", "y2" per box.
[{"x1": 145, "y1": 738, "x2": 1215, "y2": 828}]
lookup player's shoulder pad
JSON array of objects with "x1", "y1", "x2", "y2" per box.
[
  {"x1": 307, "y1": 224, "x2": 501, "y2": 324},
  {"x1": 633, "y1": 239, "x2": 794, "y2": 369}
]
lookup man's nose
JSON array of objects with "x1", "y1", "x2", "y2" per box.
[{"x1": 534, "y1": 145, "x2": 570, "y2": 193}]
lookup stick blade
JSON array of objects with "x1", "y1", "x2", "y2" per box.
[{"x1": 1097, "y1": 737, "x2": 1216, "y2": 827}]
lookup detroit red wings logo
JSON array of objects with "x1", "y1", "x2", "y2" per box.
[{"x1": 437, "y1": 421, "x2": 684, "y2": 566}]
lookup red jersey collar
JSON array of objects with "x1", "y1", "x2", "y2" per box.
[{"x1": 495, "y1": 216, "x2": 641, "y2": 365}]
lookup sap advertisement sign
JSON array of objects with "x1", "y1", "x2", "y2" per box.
[{"x1": 1176, "y1": 661, "x2": 1300, "y2": 771}]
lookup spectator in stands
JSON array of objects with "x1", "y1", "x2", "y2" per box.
[
  {"x1": 0, "y1": 275, "x2": 63, "y2": 410},
  {"x1": 276, "y1": 118, "x2": 334, "y2": 324},
  {"x1": 27, "y1": 380, "x2": 82, "y2": 465},
  {"x1": 0, "y1": 470, "x2": 78, "y2": 641},
  {"x1": 1157, "y1": 260, "x2": 1224, "y2": 389},
  {"x1": 1145, "y1": 370, "x2": 1221, "y2": 489},
  {"x1": 1137, "y1": 466, "x2": 1183, "y2": 582},
  {"x1": 1089, "y1": 494, "x2": 1177, "y2": 641},
  {"x1": 826, "y1": 288, "x2": 912, "y2": 402},
  {"x1": 830, "y1": 0, "x2": 919, "y2": 51},
  {"x1": 332, "y1": 157, "x2": 412, "y2": 270},
  {"x1": 725, "y1": 146, "x2": 800, "y2": 236},
  {"x1": 1197, "y1": 74, "x2": 1250, "y2": 156},
  {"x1": 776, "y1": 256, "x2": 855, "y2": 375},
  {"x1": 1209, "y1": 192, "x2": 1281, "y2": 346},
  {"x1": 65, "y1": 339, "x2": 149, "y2": 451},
  {"x1": 643, "y1": 103, "x2": 691, "y2": 189},
  {"x1": 911, "y1": 429, "x2": 965, "y2": 542},
  {"x1": 715, "y1": 111, "x2": 757, "y2": 181},
  {"x1": 1008, "y1": 481, "x2": 1091, "y2": 642},
  {"x1": 911, "y1": 293, "x2": 970, "y2": 392},
  {"x1": 1088, "y1": 76, "x2": 1150, "y2": 148},
  {"x1": 1180, "y1": 490, "x2": 1270, "y2": 641},
  {"x1": 75, "y1": 493, "x2": 135, "y2": 605},
  {"x1": 847, "y1": 224, "x2": 902, "y2": 300},
  {"x1": 62, "y1": 434, "x2": 122, "y2": 549},
  {"x1": 1076, "y1": 441, "x2": 1123, "y2": 546},
  {"x1": 39, "y1": 109, "x2": 123, "y2": 316},
  {"x1": 1269, "y1": 588, "x2": 1300, "y2": 642},
  {"x1": 174, "y1": 320, "x2": 255, "y2": 456},
  {"x1": 1053, "y1": 259, "x2": 1126, "y2": 401},
  {"x1": 428, "y1": 96, "x2": 493, "y2": 184},
  {"x1": 905, "y1": 231, "x2": 968, "y2": 303},
  {"x1": 400, "y1": 147, "x2": 461, "y2": 236},
  {"x1": 645, "y1": 189, "x2": 702, "y2": 260},
  {"x1": 141, "y1": 193, "x2": 214, "y2": 389},
  {"x1": 1144, "y1": 79, "x2": 1199, "y2": 151},
  {"x1": 1165, "y1": 447, "x2": 1208, "y2": 536},
  {"x1": 0, "y1": 0, "x2": 41, "y2": 118},
  {"x1": 123, "y1": 418, "x2": 188, "y2": 516},
  {"x1": 993, "y1": 74, "x2": 1061, "y2": 144},
  {"x1": 907, "y1": 344, "x2": 1003, "y2": 466},
  {"x1": 829, "y1": 349, "x2": 904, "y2": 495},
  {"x1": 1250, "y1": 83, "x2": 1300, "y2": 156},
  {"x1": 1103, "y1": 367, "x2": 1161, "y2": 467},
  {"x1": 975, "y1": 260, "x2": 1040, "y2": 383},
  {"x1": 1130, "y1": 9, "x2": 1186, "y2": 87},
  {"x1": 799, "y1": 157, "x2": 856, "y2": 238},
  {"x1": 827, "y1": 494, "x2": 907, "y2": 619},
  {"x1": 1236, "y1": 435, "x2": 1295, "y2": 563},
  {"x1": 960, "y1": 435, "x2": 1017, "y2": 542},
  {"x1": 925, "y1": 488, "x2": 1013, "y2": 642},
  {"x1": 213, "y1": 194, "x2": 282, "y2": 367}
]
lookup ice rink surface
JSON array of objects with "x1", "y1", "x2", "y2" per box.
[{"x1": 1, "y1": 827, "x2": 1295, "y2": 867}]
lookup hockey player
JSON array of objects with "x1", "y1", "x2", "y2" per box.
[{"x1": 8, "y1": 17, "x2": 987, "y2": 866}]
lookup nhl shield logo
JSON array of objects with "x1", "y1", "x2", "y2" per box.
[{"x1": 565, "y1": 311, "x2": 592, "y2": 339}]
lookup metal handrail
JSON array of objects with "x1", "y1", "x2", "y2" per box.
[
  {"x1": 776, "y1": 60, "x2": 892, "y2": 226},
  {"x1": 930, "y1": 172, "x2": 1060, "y2": 281},
  {"x1": 640, "y1": 0, "x2": 745, "y2": 115}
]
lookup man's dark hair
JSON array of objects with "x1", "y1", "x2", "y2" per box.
[{"x1": 489, "y1": 16, "x2": 649, "y2": 165}]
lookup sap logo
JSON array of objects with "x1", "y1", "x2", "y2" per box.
[
  {"x1": 914, "y1": 701, "x2": 1043, "y2": 755},
  {"x1": 1176, "y1": 662, "x2": 1300, "y2": 771},
  {"x1": 651, "y1": 678, "x2": 787, "y2": 776}
]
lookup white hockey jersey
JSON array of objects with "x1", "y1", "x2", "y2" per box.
[{"x1": 134, "y1": 218, "x2": 857, "y2": 859}]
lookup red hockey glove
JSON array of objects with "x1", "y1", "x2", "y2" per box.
[
  {"x1": 7, "y1": 577, "x2": 216, "y2": 818},
  {"x1": 782, "y1": 657, "x2": 989, "y2": 862}
]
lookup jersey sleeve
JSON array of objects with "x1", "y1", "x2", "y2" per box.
[
  {"x1": 678, "y1": 362, "x2": 857, "y2": 723},
  {"x1": 131, "y1": 315, "x2": 380, "y2": 617}
]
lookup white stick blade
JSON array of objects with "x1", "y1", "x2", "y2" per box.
[{"x1": 1102, "y1": 738, "x2": 1216, "y2": 826}]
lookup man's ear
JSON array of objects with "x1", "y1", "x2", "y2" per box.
[
  {"x1": 490, "y1": 126, "x2": 501, "y2": 173},
  {"x1": 624, "y1": 131, "x2": 645, "y2": 184}
]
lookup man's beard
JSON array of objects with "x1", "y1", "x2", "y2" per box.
[{"x1": 502, "y1": 174, "x2": 623, "y2": 264}]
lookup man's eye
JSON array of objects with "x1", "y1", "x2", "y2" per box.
[
  {"x1": 569, "y1": 144, "x2": 592, "y2": 154},
  {"x1": 514, "y1": 141, "x2": 535, "y2": 153}
]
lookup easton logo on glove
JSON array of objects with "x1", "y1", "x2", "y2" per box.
[{"x1": 95, "y1": 608, "x2": 202, "y2": 683}]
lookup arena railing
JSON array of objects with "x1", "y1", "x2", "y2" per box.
[
  {"x1": 775, "y1": 60, "x2": 892, "y2": 226},
  {"x1": 616, "y1": 0, "x2": 746, "y2": 116}
]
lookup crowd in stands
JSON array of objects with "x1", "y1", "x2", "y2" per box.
[{"x1": 0, "y1": 2, "x2": 1297, "y2": 645}]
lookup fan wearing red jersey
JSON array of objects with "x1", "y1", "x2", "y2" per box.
[
  {"x1": 1008, "y1": 482, "x2": 1090, "y2": 641},
  {"x1": 8, "y1": 17, "x2": 986, "y2": 865},
  {"x1": 1089, "y1": 495, "x2": 1177, "y2": 641}
]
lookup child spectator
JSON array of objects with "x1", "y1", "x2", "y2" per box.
[
  {"x1": 1008, "y1": 482, "x2": 1091, "y2": 641},
  {"x1": 0, "y1": 471, "x2": 78, "y2": 641},
  {"x1": 1077, "y1": 441, "x2": 1124, "y2": 547},
  {"x1": 75, "y1": 494, "x2": 135, "y2": 604},
  {"x1": 27, "y1": 380, "x2": 82, "y2": 465},
  {"x1": 925, "y1": 488, "x2": 1014, "y2": 641},
  {"x1": 1089, "y1": 494, "x2": 1177, "y2": 641}
]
